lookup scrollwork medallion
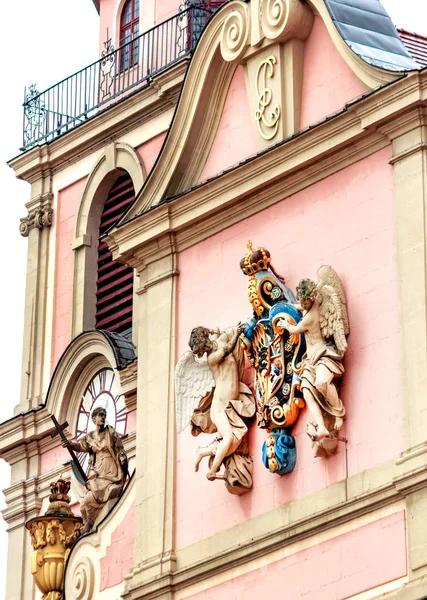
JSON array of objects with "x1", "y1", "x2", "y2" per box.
[{"x1": 255, "y1": 55, "x2": 280, "y2": 141}]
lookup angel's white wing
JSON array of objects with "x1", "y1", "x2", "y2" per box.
[
  {"x1": 317, "y1": 266, "x2": 349, "y2": 354},
  {"x1": 175, "y1": 351, "x2": 215, "y2": 433}
]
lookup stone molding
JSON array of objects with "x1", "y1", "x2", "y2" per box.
[
  {"x1": 0, "y1": 332, "x2": 137, "y2": 461},
  {"x1": 64, "y1": 475, "x2": 135, "y2": 600},
  {"x1": 19, "y1": 192, "x2": 53, "y2": 237},
  {"x1": 105, "y1": 72, "x2": 425, "y2": 264},
  {"x1": 71, "y1": 141, "x2": 146, "y2": 337},
  {"x1": 7, "y1": 59, "x2": 187, "y2": 184},
  {"x1": 115, "y1": 0, "x2": 408, "y2": 223},
  {"x1": 121, "y1": 456, "x2": 427, "y2": 599}
]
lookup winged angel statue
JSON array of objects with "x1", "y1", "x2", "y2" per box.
[
  {"x1": 278, "y1": 266, "x2": 349, "y2": 453},
  {"x1": 175, "y1": 325, "x2": 255, "y2": 495}
]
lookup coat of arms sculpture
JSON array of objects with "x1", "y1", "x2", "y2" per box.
[{"x1": 240, "y1": 243, "x2": 349, "y2": 474}]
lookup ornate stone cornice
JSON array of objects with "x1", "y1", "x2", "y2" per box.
[
  {"x1": 121, "y1": 457, "x2": 424, "y2": 599},
  {"x1": 19, "y1": 192, "x2": 53, "y2": 237},
  {"x1": 105, "y1": 70, "x2": 427, "y2": 269},
  {"x1": 8, "y1": 60, "x2": 187, "y2": 184}
]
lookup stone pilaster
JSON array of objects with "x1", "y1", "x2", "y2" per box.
[
  {"x1": 122, "y1": 234, "x2": 178, "y2": 599},
  {"x1": 382, "y1": 106, "x2": 427, "y2": 590},
  {"x1": 17, "y1": 176, "x2": 54, "y2": 413},
  {"x1": 2, "y1": 442, "x2": 42, "y2": 600}
]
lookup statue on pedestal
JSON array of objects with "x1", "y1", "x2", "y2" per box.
[
  {"x1": 175, "y1": 324, "x2": 255, "y2": 495},
  {"x1": 61, "y1": 407, "x2": 128, "y2": 532}
]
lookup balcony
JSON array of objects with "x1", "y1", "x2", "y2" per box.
[{"x1": 21, "y1": 5, "x2": 212, "y2": 152}]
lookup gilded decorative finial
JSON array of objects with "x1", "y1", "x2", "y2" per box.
[
  {"x1": 26, "y1": 477, "x2": 83, "y2": 600},
  {"x1": 247, "y1": 240, "x2": 253, "y2": 252}
]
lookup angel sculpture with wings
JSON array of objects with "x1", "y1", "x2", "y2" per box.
[
  {"x1": 175, "y1": 324, "x2": 255, "y2": 494},
  {"x1": 278, "y1": 267, "x2": 349, "y2": 450}
]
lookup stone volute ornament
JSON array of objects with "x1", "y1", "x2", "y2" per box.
[
  {"x1": 220, "y1": 0, "x2": 313, "y2": 62},
  {"x1": 240, "y1": 243, "x2": 350, "y2": 469},
  {"x1": 20, "y1": 194, "x2": 53, "y2": 237},
  {"x1": 175, "y1": 325, "x2": 256, "y2": 495},
  {"x1": 26, "y1": 477, "x2": 82, "y2": 600}
]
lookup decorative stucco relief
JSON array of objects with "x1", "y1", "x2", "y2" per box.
[
  {"x1": 176, "y1": 325, "x2": 255, "y2": 495},
  {"x1": 241, "y1": 243, "x2": 350, "y2": 472},
  {"x1": 220, "y1": 0, "x2": 313, "y2": 144},
  {"x1": 255, "y1": 55, "x2": 281, "y2": 140}
]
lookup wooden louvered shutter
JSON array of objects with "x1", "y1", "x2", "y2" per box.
[{"x1": 95, "y1": 173, "x2": 135, "y2": 333}]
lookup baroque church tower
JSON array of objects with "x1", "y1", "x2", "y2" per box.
[{"x1": 2, "y1": 0, "x2": 427, "y2": 599}]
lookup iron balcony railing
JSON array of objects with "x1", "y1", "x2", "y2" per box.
[{"x1": 21, "y1": 5, "x2": 212, "y2": 151}]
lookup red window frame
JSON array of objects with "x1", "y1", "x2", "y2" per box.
[{"x1": 120, "y1": 0, "x2": 140, "y2": 70}]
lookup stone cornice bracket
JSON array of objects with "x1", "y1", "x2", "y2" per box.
[
  {"x1": 19, "y1": 192, "x2": 53, "y2": 237},
  {"x1": 219, "y1": 0, "x2": 313, "y2": 63}
]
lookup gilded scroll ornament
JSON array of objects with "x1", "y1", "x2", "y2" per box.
[
  {"x1": 175, "y1": 324, "x2": 255, "y2": 495},
  {"x1": 255, "y1": 56, "x2": 280, "y2": 140},
  {"x1": 240, "y1": 242, "x2": 305, "y2": 475},
  {"x1": 240, "y1": 244, "x2": 350, "y2": 470}
]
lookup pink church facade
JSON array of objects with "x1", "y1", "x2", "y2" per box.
[{"x1": 2, "y1": 0, "x2": 427, "y2": 599}]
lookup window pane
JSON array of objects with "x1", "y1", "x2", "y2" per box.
[{"x1": 122, "y1": 0, "x2": 132, "y2": 25}]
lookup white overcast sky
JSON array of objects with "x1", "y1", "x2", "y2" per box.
[{"x1": 0, "y1": 0, "x2": 426, "y2": 598}]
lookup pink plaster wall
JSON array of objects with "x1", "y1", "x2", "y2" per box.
[
  {"x1": 176, "y1": 146, "x2": 402, "y2": 548},
  {"x1": 155, "y1": 0, "x2": 181, "y2": 25},
  {"x1": 185, "y1": 511, "x2": 407, "y2": 600},
  {"x1": 51, "y1": 177, "x2": 87, "y2": 371},
  {"x1": 99, "y1": 503, "x2": 135, "y2": 590},
  {"x1": 197, "y1": 66, "x2": 258, "y2": 184},
  {"x1": 196, "y1": 19, "x2": 367, "y2": 185},
  {"x1": 136, "y1": 132, "x2": 167, "y2": 176},
  {"x1": 39, "y1": 445, "x2": 70, "y2": 474},
  {"x1": 99, "y1": 0, "x2": 117, "y2": 53},
  {"x1": 300, "y1": 17, "x2": 367, "y2": 129}
]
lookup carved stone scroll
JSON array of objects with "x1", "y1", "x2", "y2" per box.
[{"x1": 20, "y1": 193, "x2": 53, "y2": 237}]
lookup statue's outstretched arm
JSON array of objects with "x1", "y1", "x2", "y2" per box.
[
  {"x1": 278, "y1": 315, "x2": 309, "y2": 335},
  {"x1": 61, "y1": 438, "x2": 87, "y2": 453},
  {"x1": 209, "y1": 324, "x2": 244, "y2": 364}
]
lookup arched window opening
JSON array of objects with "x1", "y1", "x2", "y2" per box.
[
  {"x1": 95, "y1": 172, "x2": 135, "y2": 335},
  {"x1": 120, "y1": 0, "x2": 140, "y2": 70}
]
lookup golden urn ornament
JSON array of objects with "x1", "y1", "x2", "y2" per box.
[{"x1": 26, "y1": 477, "x2": 82, "y2": 600}]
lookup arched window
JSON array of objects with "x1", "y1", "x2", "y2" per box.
[
  {"x1": 95, "y1": 172, "x2": 135, "y2": 334},
  {"x1": 120, "y1": 0, "x2": 140, "y2": 70}
]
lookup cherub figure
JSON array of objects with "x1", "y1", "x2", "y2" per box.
[
  {"x1": 175, "y1": 324, "x2": 255, "y2": 494},
  {"x1": 278, "y1": 266, "x2": 349, "y2": 446}
]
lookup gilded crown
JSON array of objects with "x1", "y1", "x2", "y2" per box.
[
  {"x1": 240, "y1": 241, "x2": 271, "y2": 276},
  {"x1": 48, "y1": 477, "x2": 71, "y2": 504}
]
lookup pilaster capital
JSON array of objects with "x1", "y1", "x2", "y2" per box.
[{"x1": 19, "y1": 192, "x2": 53, "y2": 237}]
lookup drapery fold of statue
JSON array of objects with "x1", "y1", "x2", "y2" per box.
[
  {"x1": 175, "y1": 324, "x2": 255, "y2": 495},
  {"x1": 277, "y1": 266, "x2": 349, "y2": 457},
  {"x1": 62, "y1": 407, "x2": 128, "y2": 532}
]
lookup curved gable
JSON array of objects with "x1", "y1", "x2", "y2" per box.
[{"x1": 110, "y1": 0, "x2": 419, "y2": 228}]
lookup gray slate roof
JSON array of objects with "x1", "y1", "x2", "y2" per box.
[{"x1": 323, "y1": 0, "x2": 421, "y2": 71}]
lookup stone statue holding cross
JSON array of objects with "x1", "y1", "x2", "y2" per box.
[{"x1": 60, "y1": 407, "x2": 128, "y2": 533}]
